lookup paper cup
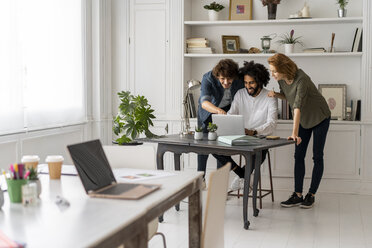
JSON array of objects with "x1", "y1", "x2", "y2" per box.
[
  {"x1": 21, "y1": 155, "x2": 40, "y2": 170},
  {"x1": 45, "y1": 155, "x2": 64, "y2": 179}
]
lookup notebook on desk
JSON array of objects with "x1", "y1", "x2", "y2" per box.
[{"x1": 67, "y1": 140, "x2": 160, "y2": 200}]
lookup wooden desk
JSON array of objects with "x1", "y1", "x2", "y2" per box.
[
  {"x1": 0, "y1": 170, "x2": 203, "y2": 248},
  {"x1": 139, "y1": 134, "x2": 294, "y2": 229}
]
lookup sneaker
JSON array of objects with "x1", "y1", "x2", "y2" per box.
[
  {"x1": 300, "y1": 193, "x2": 315, "y2": 209},
  {"x1": 280, "y1": 192, "x2": 303, "y2": 207},
  {"x1": 230, "y1": 176, "x2": 244, "y2": 191}
]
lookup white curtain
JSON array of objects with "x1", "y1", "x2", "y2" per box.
[{"x1": 0, "y1": 0, "x2": 85, "y2": 134}]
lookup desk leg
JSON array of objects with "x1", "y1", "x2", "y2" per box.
[
  {"x1": 157, "y1": 144, "x2": 166, "y2": 222},
  {"x1": 189, "y1": 189, "x2": 202, "y2": 248},
  {"x1": 156, "y1": 144, "x2": 167, "y2": 170},
  {"x1": 174, "y1": 153, "x2": 181, "y2": 211},
  {"x1": 252, "y1": 151, "x2": 262, "y2": 217},
  {"x1": 123, "y1": 222, "x2": 148, "y2": 248},
  {"x1": 242, "y1": 153, "x2": 253, "y2": 230}
]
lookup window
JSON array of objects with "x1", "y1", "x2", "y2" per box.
[{"x1": 0, "y1": 0, "x2": 85, "y2": 134}]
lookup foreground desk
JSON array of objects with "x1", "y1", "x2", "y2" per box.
[
  {"x1": 0, "y1": 170, "x2": 203, "y2": 248},
  {"x1": 139, "y1": 134, "x2": 294, "y2": 229}
]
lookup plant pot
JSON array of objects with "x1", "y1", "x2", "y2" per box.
[
  {"x1": 194, "y1": 131, "x2": 203, "y2": 140},
  {"x1": 338, "y1": 8, "x2": 347, "y2": 18},
  {"x1": 284, "y1": 43, "x2": 294, "y2": 54},
  {"x1": 30, "y1": 179, "x2": 42, "y2": 198},
  {"x1": 208, "y1": 131, "x2": 217, "y2": 141},
  {"x1": 267, "y1": 3, "x2": 277, "y2": 20},
  {"x1": 208, "y1": 10, "x2": 219, "y2": 21}
]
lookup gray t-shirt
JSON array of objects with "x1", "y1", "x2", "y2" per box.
[
  {"x1": 218, "y1": 88, "x2": 232, "y2": 108},
  {"x1": 279, "y1": 69, "x2": 331, "y2": 128}
]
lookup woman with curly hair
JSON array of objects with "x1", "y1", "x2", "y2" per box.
[{"x1": 213, "y1": 60, "x2": 278, "y2": 191}]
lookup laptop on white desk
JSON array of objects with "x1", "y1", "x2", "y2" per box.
[{"x1": 212, "y1": 114, "x2": 245, "y2": 136}]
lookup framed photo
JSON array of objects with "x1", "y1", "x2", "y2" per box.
[
  {"x1": 222, "y1": 35, "x2": 240, "y2": 54},
  {"x1": 229, "y1": 0, "x2": 252, "y2": 20},
  {"x1": 318, "y1": 84, "x2": 347, "y2": 120}
]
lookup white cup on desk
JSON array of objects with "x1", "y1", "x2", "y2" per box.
[
  {"x1": 21, "y1": 155, "x2": 40, "y2": 170},
  {"x1": 45, "y1": 155, "x2": 64, "y2": 179}
]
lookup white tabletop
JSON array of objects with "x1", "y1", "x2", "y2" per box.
[{"x1": 0, "y1": 169, "x2": 203, "y2": 248}]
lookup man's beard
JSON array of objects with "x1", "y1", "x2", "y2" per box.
[{"x1": 247, "y1": 86, "x2": 259, "y2": 96}]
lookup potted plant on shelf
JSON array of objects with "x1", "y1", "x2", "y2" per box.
[
  {"x1": 277, "y1": 29, "x2": 303, "y2": 54},
  {"x1": 113, "y1": 91, "x2": 159, "y2": 145},
  {"x1": 204, "y1": 1, "x2": 225, "y2": 21},
  {"x1": 194, "y1": 126, "x2": 203, "y2": 140},
  {"x1": 207, "y1": 122, "x2": 218, "y2": 141},
  {"x1": 261, "y1": 0, "x2": 281, "y2": 20},
  {"x1": 336, "y1": 0, "x2": 348, "y2": 17}
]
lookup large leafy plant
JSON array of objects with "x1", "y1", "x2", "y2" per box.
[{"x1": 113, "y1": 91, "x2": 158, "y2": 144}]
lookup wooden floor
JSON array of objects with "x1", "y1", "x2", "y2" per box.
[{"x1": 149, "y1": 190, "x2": 372, "y2": 248}]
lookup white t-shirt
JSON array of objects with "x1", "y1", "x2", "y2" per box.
[{"x1": 228, "y1": 88, "x2": 278, "y2": 135}]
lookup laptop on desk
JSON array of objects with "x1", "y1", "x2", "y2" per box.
[
  {"x1": 212, "y1": 114, "x2": 245, "y2": 136},
  {"x1": 67, "y1": 140, "x2": 160, "y2": 200}
]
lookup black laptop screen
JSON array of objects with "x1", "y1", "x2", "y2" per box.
[{"x1": 67, "y1": 140, "x2": 116, "y2": 193}]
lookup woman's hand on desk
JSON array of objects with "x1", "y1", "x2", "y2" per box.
[{"x1": 288, "y1": 135, "x2": 302, "y2": 145}]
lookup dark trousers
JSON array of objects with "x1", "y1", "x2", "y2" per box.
[
  {"x1": 212, "y1": 150, "x2": 267, "y2": 178},
  {"x1": 294, "y1": 117, "x2": 330, "y2": 194},
  {"x1": 197, "y1": 105, "x2": 230, "y2": 177}
]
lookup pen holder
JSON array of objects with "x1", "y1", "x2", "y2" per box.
[{"x1": 6, "y1": 179, "x2": 28, "y2": 203}]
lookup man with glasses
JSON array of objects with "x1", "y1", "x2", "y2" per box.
[
  {"x1": 213, "y1": 60, "x2": 278, "y2": 191},
  {"x1": 197, "y1": 59, "x2": 244, "y2": 186}
]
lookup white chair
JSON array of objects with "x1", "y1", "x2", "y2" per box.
[
  {"x1": 103, "y1": 145, "x2": 166, "y2": 248},
  {"x1": 202, "y1": 163, "x2": 231, "y2": 248}
]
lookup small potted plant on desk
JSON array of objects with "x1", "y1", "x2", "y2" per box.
[
  {"x1": 113, "y1": 91, "x2": 159, "y2": 145},
  {"x1": 194, "y1": 126, "x2": 203, "y2": 140},
  {"x1": 28, "y1": 167, "x2": 41, "y2": 198},
  {"x1": 204, "y1": 1, "x2": 225, "y2": 21},
  {"x1": 277, "y1": 29, "x2": 303, "y2": 54},
  {"x1": 207, "y1": 122, "x2": 218, "y2": 141}
]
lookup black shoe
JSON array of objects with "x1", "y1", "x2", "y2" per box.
[
  {"x1": 280, "y1": 192, "x2": 303, "y2": 207},
  {"x1": 300, "y1": 193, "x2": 315, "y2": 209}
]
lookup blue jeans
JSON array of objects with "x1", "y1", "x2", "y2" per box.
[{"x1": 294, "y1": 117, "x2": 330, "y2": 194}]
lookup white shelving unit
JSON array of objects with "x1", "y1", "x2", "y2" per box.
[{"x1": 185, "y1": 52, "x2": 362, "y2": 58}]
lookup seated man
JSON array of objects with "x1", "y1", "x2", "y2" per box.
[{"x1": 212, "y1": 60, "x2": 278, "y2": 190}]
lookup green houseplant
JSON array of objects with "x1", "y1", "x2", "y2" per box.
[
  {"x1": 113, "y1": 91, "x2": 158, "y2": 144},
  {"x1": 336, "y1": 0, "x2": 348, "y2": 17},
  {"x1": 28, "y1": 167, "x2": 41, "y2": 197},
  {"x1": 207, "y1": 122, "x2": 218, "y2": 141},
  {"x1": 204, "y1": 1, "x2": 225, "y2": 21},
  {"x1": 277, "y1": 29, "x2": 303, "y2": 54},
  {"x1": 194, "y1": 126, "x2": 203, "y2": 140}
]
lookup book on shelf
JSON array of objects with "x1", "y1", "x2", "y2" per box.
[
  {"x1": 186, "y1": 47, "x2": 215, "y2": 54},
  {"x1": 217, "y1": 135, "x2": 261, "y2": 146},
  {"x1": 187, "y1": 92, "x2": 197, "y2": 118},
  {"x1": 187, "y1": 43, "x2": 209, "y2": 48},
  {"x1": 351, "y1": 99, "x2": 361, "y2": 121},
  {"x1": 303, "y1": 47, "x2": 326, "y2": 53},
  {"x1": 351, "y1": 28, "x2": 363, "y2": 52}
]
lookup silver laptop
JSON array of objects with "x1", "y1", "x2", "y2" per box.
[
  {"x1": 212, "y1": 114, "x2": 245, "y2": 136},
  {"x1": 67, "y1": 139, "x2": 160, "y2": 200}
]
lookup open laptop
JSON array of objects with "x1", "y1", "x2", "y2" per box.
[
  {"x1": 67, "y1": 139, "x2": 160, "y2": 200},
  {"x1": 212, "y1": 114, "x2": 245, "y2": 136}
]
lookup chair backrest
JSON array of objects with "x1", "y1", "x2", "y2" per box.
[
  {"x1": 102, "y1": 145, "x2": 156, "y2": 170},
  {"x1": 201, "y1": 163, "x2": 231, "y2": 248}
]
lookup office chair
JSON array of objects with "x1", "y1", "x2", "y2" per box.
[
  {"x1": 103, "y1": 145, "x2": 166, "y2": 248},
  {"x1": 202, "y1": 163, "x2": 231, "y2": 248}
]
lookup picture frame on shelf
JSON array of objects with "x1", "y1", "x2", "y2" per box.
[
  {"x1": 222, "y1": 35, "x2": 240, "y2": 53},
  {"x1": 229, "y1": 0, "x2": 252, "y2": 20},
  {"x1": 318, "y1": 84, "x2": 347, "y2": 120}
]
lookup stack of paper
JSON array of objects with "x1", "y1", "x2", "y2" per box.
[
  {"x1": 218, "y1": 135, "x2": 260, "y2": 146},
  {"x1": 186, "y1": 38, "x2": 214, "y2": 54}
]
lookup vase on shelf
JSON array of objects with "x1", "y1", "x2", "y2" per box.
[
  {"x1": 338, "y1": 8, "x2": 347, "y2": 18},
  {"x1": 208, "y1": 10, "x2": 219, "y2": 21},
  {"x1": 267, "y1": 3, "x2": 277, "y2": 20},
  {"x1": 284, "y1": 44, "x2": 294, "y2": 54}
]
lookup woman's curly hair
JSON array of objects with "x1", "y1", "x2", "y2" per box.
[{"x1": 239, "y1": 61, "x2": 270, "y2": 88}]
